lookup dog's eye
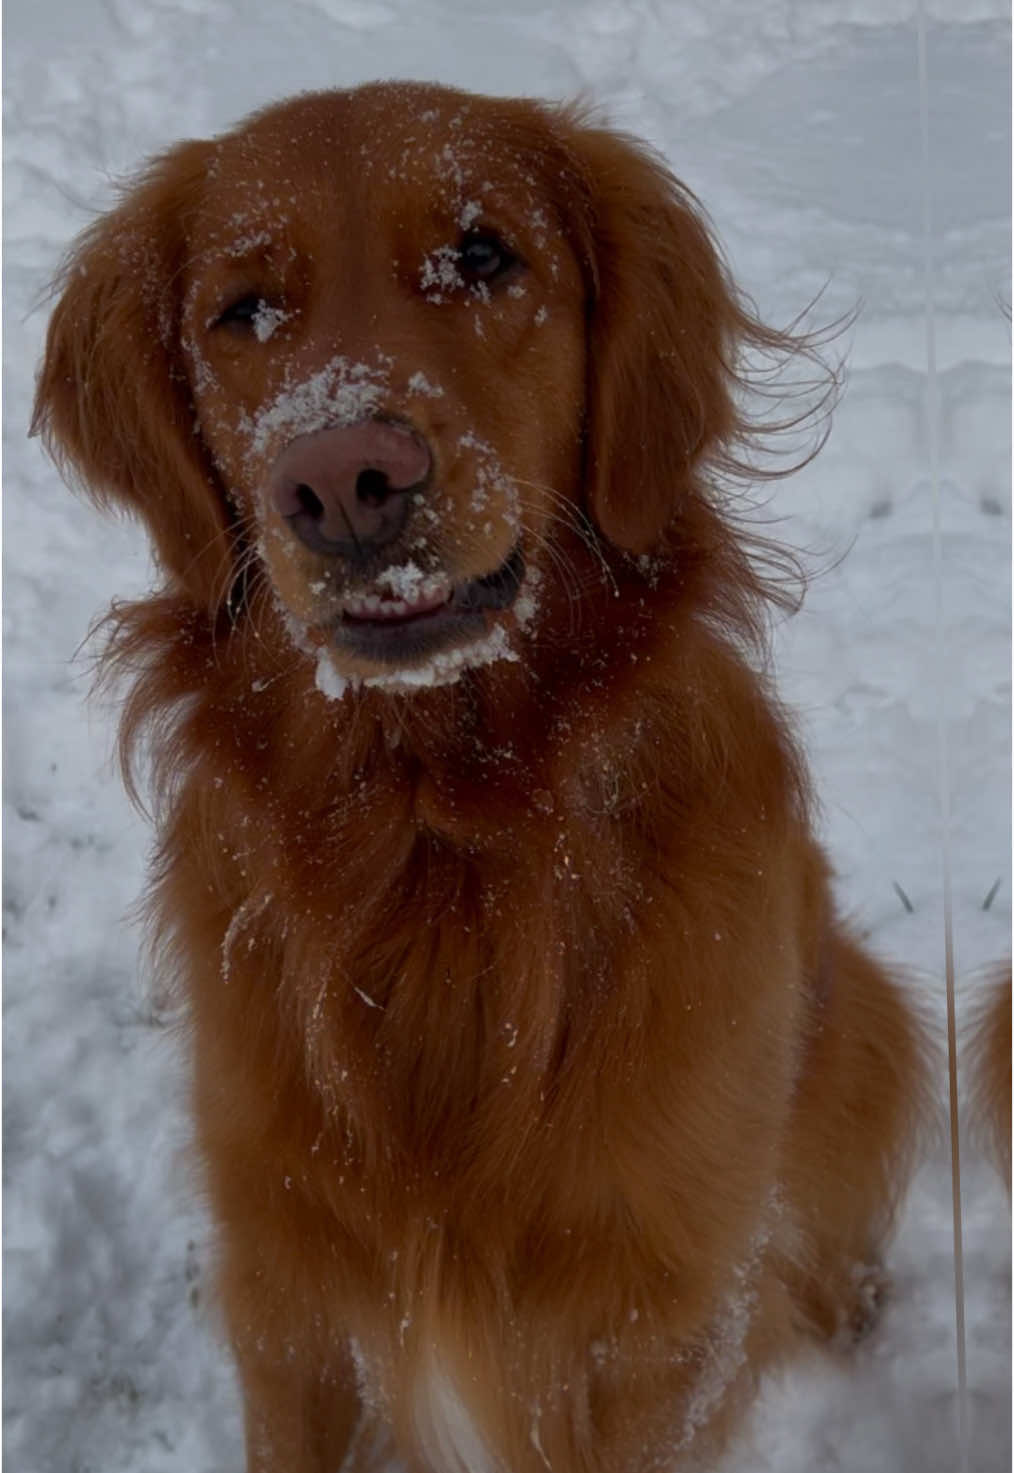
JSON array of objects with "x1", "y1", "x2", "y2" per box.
[
  {"x1": 458, "y1": 231, "x2": 520, "y2": 284},
  {"x1": 212, "y1": 294, "x2": 265, "y2": 330}
]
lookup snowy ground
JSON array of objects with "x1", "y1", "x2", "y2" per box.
[{"x1": 3, "y1": 1, "x2": 1010, "y2": 1470}]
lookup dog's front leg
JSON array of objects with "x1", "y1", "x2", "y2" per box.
[{"x1": 235, "y1": 1337, "x2": 363, "y2": 1473}]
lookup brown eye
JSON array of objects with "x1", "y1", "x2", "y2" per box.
[
  {"x1": 212, "y1": 294, "x2": 264, "y2": 330},
  {"x1": 458, "y1": 230, "x2": 521, "y2": 284}
]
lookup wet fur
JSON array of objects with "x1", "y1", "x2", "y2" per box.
[{"x1": 34, "y1": 82, "x2": 928, "y2": 1471}]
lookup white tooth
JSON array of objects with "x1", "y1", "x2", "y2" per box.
[
  {"x1": 364, "y1": 595, "x2": 382, "y2": 613},
  {"x1": 388, "y1": 601, "x2": 409, "y2": 616}
]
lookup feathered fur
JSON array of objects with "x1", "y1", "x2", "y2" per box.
[{"x1": 34, "y1": 82, "x2": 928, "y2": 1472}]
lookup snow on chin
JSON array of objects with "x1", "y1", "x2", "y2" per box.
[
  {"x1": 314, "y1": 622, "x2": 520, "y2": 701},
  {"x1": 314, "y1": 654, "x2": 352, "y2": 702},
  {"x1": 272, "y1": 547, "x2": 541, "y2": 704},
  {"x1": 309, "y1": 569, "x2": 541, "y2": 699}
]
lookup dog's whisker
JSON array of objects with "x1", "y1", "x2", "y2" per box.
[{"x1": 511, "y1": 478, "x2": 621, "y2": 600}]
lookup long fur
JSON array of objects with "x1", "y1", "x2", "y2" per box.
[
  {"x1": 967, "y1": 967, "x2": 1012, "y2": 1191},
  {"x1": 34, "y1": 82, "x2": 929, "y2": 1472}
]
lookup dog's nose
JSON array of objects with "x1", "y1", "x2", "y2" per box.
[{"x1": 268, "y1": 421, "x2": 431, "y2": 559}]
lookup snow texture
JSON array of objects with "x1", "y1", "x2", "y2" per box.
[
  {"x1": 243, "y1": 354, "x2": 391, "y2": 458},
  {"x1": 314, "y1": 620, "x2": 520, "y2": 700},
  {"x1": 4, "y1": 1, "x2": 1010, "y2": 1470}
]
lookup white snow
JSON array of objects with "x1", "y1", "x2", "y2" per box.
[
  {"x1": 243, "y1": 354, "x2": 391, "y2": 457},
  {"x1": 250, "y1": 302, "x2": 293, "y2": 343},
  {"x1": 374, "y1": 561, "x2": 445, "y2": 601},
  {"x1": 365, "y1": 622, "x2": 519, "y2": 690},
  {"x1": 5, "y1": 1, "x2": 1009, "y2": 1471},
  {"x1": 314, "y1": 650, "x2": 352, "y2": 703},
  {"x1": 314, "y1": 619, "x2": 521, "y2": 701},
  {"x1": 407, "y1": 370, "x2": 445, "y2": 398},
  {"x1": 420, "y1": 242, "x2": 466, "y2": 301},
  {"x1": 220, "y1": 892, "x2": 274, "y2": 985}
]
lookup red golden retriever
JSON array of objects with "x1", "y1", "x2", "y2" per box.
[
  {"x1": 35, "y1": 82, "x2": 928, "y2": 1472},
  {"x1": 968, "y1": 968, "x2": 1012, "y2": 1192}
]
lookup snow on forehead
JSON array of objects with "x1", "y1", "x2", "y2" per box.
[
  {"x1": 200, "y1": 89, "x2": 563, "y2": 241},
  {"x1": 258, "y1": 91, "x2": 543, "y2": 184},
  {"x1": 196, "y1": 146, "x2": 297, "y2": 251}
]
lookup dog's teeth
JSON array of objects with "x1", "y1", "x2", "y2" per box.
[{"x1": 342, "y1": 583, "x2": 452, "y2": 621}]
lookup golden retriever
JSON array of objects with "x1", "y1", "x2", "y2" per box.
[{"x1": 34, "y1": 81, "x2": 929, "y2": 1472}]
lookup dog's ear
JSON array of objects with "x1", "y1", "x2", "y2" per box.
[
  {"x1": 563, "y1": 122, "x2": 748, "y2": 555},
  {"x1": 32, "y1": 140, "x2": 231, "y2": 609}
]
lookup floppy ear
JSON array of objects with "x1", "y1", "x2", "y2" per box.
[
  {"x1": 565, "y1": 123, "x2": 748, "y2": 555},
  {"x1": 31, "y1": 139, "x2": 232, "y2": 610}
]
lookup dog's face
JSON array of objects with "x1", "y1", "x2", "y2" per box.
[
  {"x1": 179, "y1": 86, "x2": 588, "y2": 687},
  {"x1": 36, "y1": 82, "x2": 762, "y2": 694}
]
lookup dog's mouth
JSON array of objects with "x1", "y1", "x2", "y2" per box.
[{"x1": 330, "y1": 545, "x2": 525, "y2": 664}]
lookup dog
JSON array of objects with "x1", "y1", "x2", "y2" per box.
[
  {"x1": 968, "y1": 968, "x2": 1012, "y2": 1192},
  {"x1": 34, "y1": 81, "x2": 929, "y2": 1472}
]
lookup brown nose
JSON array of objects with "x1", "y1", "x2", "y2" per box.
[{"x1": 268, "y1": 420, "x2": 431, "y2": 560}]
